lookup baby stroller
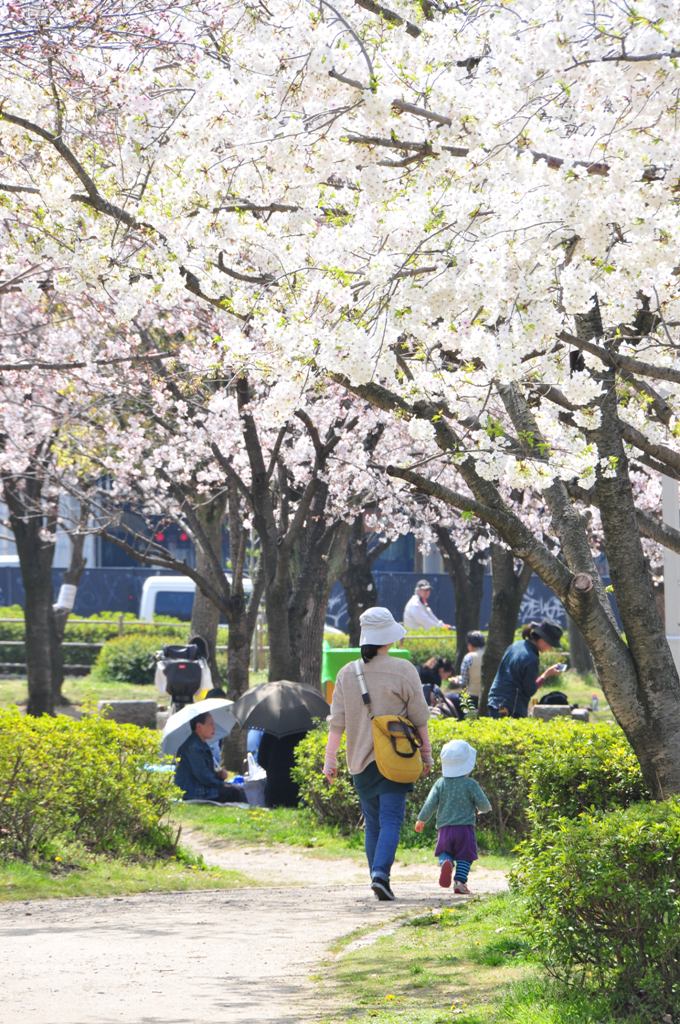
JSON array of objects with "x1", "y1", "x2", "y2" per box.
[{"x1": 154, "y1": 635, "x2": 212, "y2": 712}]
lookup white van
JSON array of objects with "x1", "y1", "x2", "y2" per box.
[{"x1": 138, "y1": 574, "x2": 253, "y2": 622}]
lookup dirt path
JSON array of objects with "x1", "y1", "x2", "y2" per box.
[{"x1": 0, "y1": 833, "x2": 507, "y2": 1024}]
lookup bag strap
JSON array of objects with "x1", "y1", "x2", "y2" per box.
[{"x1": 354, "y1": 660, "x2": 374, "y2": 718}]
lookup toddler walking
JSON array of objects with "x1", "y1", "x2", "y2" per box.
[{"x1": 415, "y1": 739, "x2": 491, "y2": 894}]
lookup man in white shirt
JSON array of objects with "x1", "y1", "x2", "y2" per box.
[{"x1": 403, "y1": 580, "x2": 453, "y2": 631}]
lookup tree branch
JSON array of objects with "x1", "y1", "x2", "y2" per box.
[
  {"x1": 353, "y1": 0, "x2": 422, "y2": 38},
  {"x1": 560, "y1": 330, "x2": 680, "y2": 387},
  {"x1": 0, "y1": 351, "x2": 175, "y2": 373}
]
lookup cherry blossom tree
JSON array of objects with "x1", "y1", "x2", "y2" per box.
[
  {"x1": 2, "y1": 0, "x2": 680, "y2": 791},
  {"x1": 0, "y1": 294, "x2": 109, "y2": 713}
]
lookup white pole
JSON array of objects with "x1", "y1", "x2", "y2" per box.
[{"x1": 662, "y1": 475, "x2": 680, "y2": 674}]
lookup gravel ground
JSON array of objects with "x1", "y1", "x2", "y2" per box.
[{"x1": 0, "y1": 831, "x2": 507, "y2": 1024}]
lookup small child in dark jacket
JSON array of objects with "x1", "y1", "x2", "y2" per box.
[{"x1": 415, "y1": 739, "x2": 491, "y2": 894}]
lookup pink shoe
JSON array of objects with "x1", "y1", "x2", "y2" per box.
[
  {"x1": 454, "y1": 880, "x2": 471, "y2": 895},
  {"x1": 439, "y1": 860, "x2": 453, "y2": 888}
]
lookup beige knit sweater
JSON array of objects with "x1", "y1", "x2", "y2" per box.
[{"x1": 329, "y1": 653, "x2": 431, "y2": 775}]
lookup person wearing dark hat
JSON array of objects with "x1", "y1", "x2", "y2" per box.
[
  {"x1": 486, "y1": 620, "x2": 564, "y2": 719},
  {"x1": 403, "y1": 579, "x2": 452, "y2": 631}
]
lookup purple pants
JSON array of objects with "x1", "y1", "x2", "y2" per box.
[{"x1": 434, "y1": 825, "x2": 478, "y2": 862}]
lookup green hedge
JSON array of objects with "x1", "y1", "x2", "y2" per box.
[
  {"x1": 293, "y1": 718, "x2": 646, "y2": 848},
  {"x1": 513, "y1": 799, "x2": 680, "y2": 1017},
  {"x1": 90, "y1": 633, "x2": 186, "y2": 685},
  {"x1": 526, "y1": 722, "x2": 647, "y2": 830},
  {"x1": 0, "y1": 707, "x2": 177, "y2": 861},
  {"x1": 403, "y1": 628, "x2": 457, "y2": 663},
  {"x1": 0, "y1": 607, "x2": 192, "y2": 668}
]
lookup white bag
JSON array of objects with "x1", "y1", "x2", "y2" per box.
[{"x1": 246, "y1": 752, "x2": 266, "y2": 780}]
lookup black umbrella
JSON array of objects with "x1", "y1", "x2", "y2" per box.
[{"x1": 231, "y1": 680, "x2": 330, "y2": 737}]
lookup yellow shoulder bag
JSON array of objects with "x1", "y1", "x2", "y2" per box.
[{"x1": 354, "y1": 660, "x2": 423, "y2": 783}]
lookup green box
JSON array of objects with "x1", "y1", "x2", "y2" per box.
[{"x1": 321, "y1": 647, "x2": 412, "y2": 684}]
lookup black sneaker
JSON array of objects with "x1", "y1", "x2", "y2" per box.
[{"x1": 371, "y1": 877, "x2": 395, "y2": 901}]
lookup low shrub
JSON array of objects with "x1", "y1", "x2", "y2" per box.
[
  {"x1": 294, "y1": 718, "x2": 648, "y2": 849},
  {"x1": 91, "y1": 633, "x2": 185, "y2": 685},
  {"x1": 292, "y1": 729, "x2": 361, "y2": 833},
  {"x1": 0, "y1": 605, "x2": 29, "y2": 665},
  {"x1": 0, "y1": 607, "x2": 190, "y2": 668},
  {"x1": 0, "y1": 707, "x2": 178, "y2": 861},
  {"x1": 403, "y1": 627, "x2": 457, "y2": 664},
  {"x1": 324, "y1": 630, "x2": 349, "y2": 648},
  {"x1": 294, "y1": 718, "x2": 548, "y2": 846},
  {"x1": 513, "y1": 798, "x2": 680, "y2": 1018},
  {"x1": 526, "y1": 721, "x2": 647, "y2": 830}
]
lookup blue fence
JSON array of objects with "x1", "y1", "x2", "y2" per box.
[
  {"x1": 0, "y1": 567, "x2": 171, "y2": 617},
  {"x1": 0, "y1": 565, "x2": 617, "y2": 631},
  {"x1": 327, "y1": 572, "x2": 572, "y2": 633}
]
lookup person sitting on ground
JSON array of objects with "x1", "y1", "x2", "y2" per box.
[
  {"x1": 202, "y1": 687, "x2": 228, "y2": 769},
  {"x1": 458, "y1": 631, "x2": 485, "y2": 707},
  {"x1": 403, "y1": 580, "x2": 453, "y2": 631},
  {"x1": 175, "y1": 711, "x2": 245, "y2": 803},
  {"x1": 418, "y1": 656, "x2": 455, "y2": 706},
  {"x1": 419, "y1": 657, "x2": 462, "y2": 719}
]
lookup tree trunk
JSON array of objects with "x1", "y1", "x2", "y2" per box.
[
  {"x1": 498, "y1": 367, "x2": 680, "y2": 796},
  {"x1": 293, "y1": 521, "x2": 351, "y2": 690},
  {"x1": 51, "y1": 522, "x2": 88, "y2": 704},
  {"x1": 582, "y1": 373, "x2": 680, "y2": 796},
  {"x1": 265, "y1": 575, "x2": 297, "y2": 680},
  {"x1": 295, "y1": 582, "x2": 330, "y2": 690},
  {"x1": 435, "y1": 527, "x2": 487, "y2": 671},
  {"x1": 360, "y1": 367, "x2": 680, "y2": 795},
  {"x1": 3, "y1": 472, "x2": 57, "y2": 716},
  {"x1": 567, "y1": 616, "x2": 593, "y2": 675},
  {"x1": 339, "y1": 518, "x2": 387, "y2": 646},
  {"x1": 479, "y1": 544, "x2": 532, "y2": 713},
  {"x1": 190, "y1": 495, "x2": 228, "y2": 688},
  {"x1": 225, "y1": 611, "x2": 251, "y2": 699}
]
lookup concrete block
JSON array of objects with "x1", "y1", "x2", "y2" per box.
[
  {"x1": 570, "y1": 707, "x2": 590, "y2": 723},
  {"x1": 530, "y1": 704, "x2": 572, "y2": 720},
  {"x1": 156, "y1": 709, "x2": 171, "y2": 731},
  {"x1": 98, "y1": 699, "x2": 158, "y2": 729}
]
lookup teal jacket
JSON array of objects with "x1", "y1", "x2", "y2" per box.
[{"x1": 417, "y1": 775, "x2": 491, "y2": 828}]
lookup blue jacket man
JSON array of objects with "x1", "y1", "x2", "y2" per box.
[
  {"x1": 175, "y1": 712, "x2": 243, "y2": 802},
  {"x1": 487, "y1": 620, "x2": 563, "y2": 718}
]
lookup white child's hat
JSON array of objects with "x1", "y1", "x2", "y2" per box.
[{"x1": 440, "y1": 739, "x2": 477, "y2": 778}]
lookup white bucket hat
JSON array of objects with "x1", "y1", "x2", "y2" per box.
[
  {"x1": 359, "y1": 607, "x2": 407, "y2": 646},
  {"x1": 441, "y1": 739, "x2": 477, "y2": 778}
]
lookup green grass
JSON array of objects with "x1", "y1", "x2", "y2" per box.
[
  {"x1": 0, "y1": 849, "x2": 255, "y2": 902},
  {"x1": 317, "y1": 893, "x2": 636, "y2": 1024},
  {"x1": 319, "y1": 893, "x2": 534, "y2": 1023},
  {"x1": 0, "y1": 675, "x2": 163, "y2": 708},
  {"x1": 0, "y1": 671, "x2": 272, "y2": 710},
  {"x1": 173, "y1": 803, "x2": 514, "y2": 873},
  {"x1": 175, "y1": 803, "x2": 366, "y2": 857},
  {"x1": 539, "y1": 670, "x2": 614, "y2": 723}
]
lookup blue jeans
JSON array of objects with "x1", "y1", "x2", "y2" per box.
[{"x1": 359, "y1": 790, "x2": 407, "y2": 881}]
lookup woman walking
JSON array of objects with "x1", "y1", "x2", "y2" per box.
[{"x1": 323, "y1": 607, "x2": 432, "y2": 901}]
